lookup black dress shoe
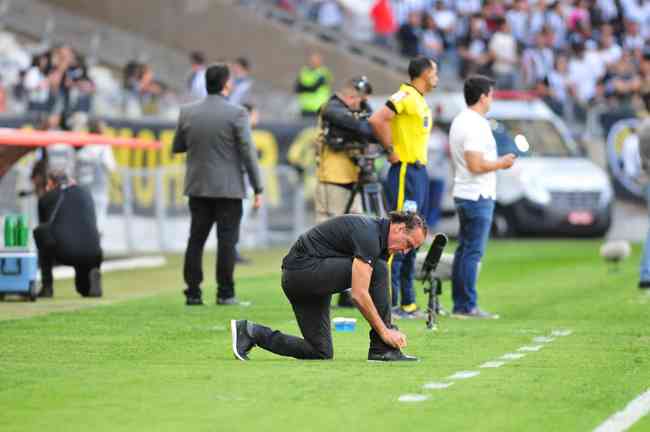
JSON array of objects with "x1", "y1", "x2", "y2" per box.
[
  {"x1": 231, "y1": 320, "x2": 256, "y2": 361},
  {"x1": 183, "y1": 289, "x2": 203, "y2": 306},
  {"x1": 368, "y1": 350, "x2": 419, "y2": 362},
  {"x1": 639, "y1": 281, "x2": 650, "y2": 289}
]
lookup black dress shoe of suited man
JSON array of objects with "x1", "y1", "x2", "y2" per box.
[
  {"x1": 368, "y1": 350, "x2": 419, "y2": 362},
  {"x1": 184, "y1": 288, "x2": 203, "y2": 306}
]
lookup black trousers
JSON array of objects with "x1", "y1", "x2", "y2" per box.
[
  {"x1": 39, "y1": 251, "x2": 102, "y2": 296},
  {"x1": 183, "y1": 196, "x2": 242, "y2": 299},
  {"x1": 251, "y1": 258, "x2": 393, "y2": 359}
]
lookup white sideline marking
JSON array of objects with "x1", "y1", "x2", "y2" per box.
[
  {"x1": 423, "y1": 382, "x2": 454, "y2": 390},
  {"x1": 38, "y1": 256, "x2": 167, "y2": 280},
  {"x1": 480, "y1": 361, "x2": 505, "y2": 369},
  {"x1": 552, "y1": 329, "x2": 573, "y2": 337},
  {"x1": 518, "y1": 345, "x2": 544, "y2": 352},
  {"x1": 593, "y1": 389, "x2": 650, "y2": 432},
  {"x1": 398, "y1": 394, "x2": 430, "y2": 402},
  {"x1": 448, "y1": 371, "x2": 480, "y2": 380},
  {"x1": 501, "y1": 353, "x2": 526, "y2": 360},
  {"x1": 533, "y1": 336, "x2": 555, "y2": 343}
]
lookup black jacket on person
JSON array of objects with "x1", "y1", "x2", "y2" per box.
[
  {"x1": 38, "y1": 184, "x2": 102, "y2": 264},
  {"x1": 319, "y1": 95, "x2": 375, "y2": 145}
]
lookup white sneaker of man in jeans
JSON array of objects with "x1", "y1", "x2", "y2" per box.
[{"x1": 448, "y1": 75, "x2": 516, "y2": 319}]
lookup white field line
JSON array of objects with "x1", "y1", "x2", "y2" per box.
[
  {"x1": 480, "y1": 361, "x2": 505, "y2": 368},
  {"x1": 593, "y1": 389, "x2": 650, "y2": 432},
  {"x1": 423, "y1": 382, "x2": 454, "y2": 390},
  {"x1": 398, "y1": 394, "x2": 430, "y2": 402},
  {"x1": 518, "y1": 345, "x2": 544, "y2": 352},
  {"x1": 400, "y1": 330, "x2": 572, "y2": 403},
  {"x1": 448, "y1": 371, "x2": 480, "y2": 380},
  {"x1": 37, "y1": 256, "x2": 167, "y2": 280}
]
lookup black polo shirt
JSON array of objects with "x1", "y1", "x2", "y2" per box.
[{"x1": 282, "y1": 215, "x2": 390, "y2": 270}]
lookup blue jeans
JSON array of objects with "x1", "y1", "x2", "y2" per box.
[
  {"x1": 640, "y1": 185, "x2": 650, "y2": 282},
  {"x1": 452, "y1": 197, "x2": 495, "y2": 313}
]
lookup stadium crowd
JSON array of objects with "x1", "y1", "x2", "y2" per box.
[
  {"x1": 0, "y1": 32, "x2": 182, "y2": 124},
  {"x1": 274, "y1": 0, "x2": 650, "y2": 123}
]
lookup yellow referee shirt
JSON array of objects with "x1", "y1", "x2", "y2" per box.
[{"x1": 386, "y1": 83, "x2": 432, "y2": 164}]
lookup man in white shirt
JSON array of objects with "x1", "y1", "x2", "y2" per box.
[{"x1": 449, "y1": 75, "x2": 516, "y2": 319}]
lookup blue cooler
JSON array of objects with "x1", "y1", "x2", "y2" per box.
[{"x1": 0, "y1": 250, "x2": 39, "y2": 301}]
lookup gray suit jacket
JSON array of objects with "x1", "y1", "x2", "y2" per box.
[{"x1": 172, "y1": 94, "x2": 263, "y2": 199}]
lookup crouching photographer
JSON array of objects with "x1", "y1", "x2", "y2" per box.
[{"x1": 315, "y1": 76, "x2": 375, "y2": 222}]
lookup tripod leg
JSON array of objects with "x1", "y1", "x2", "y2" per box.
[
  {"x1": 345, "y1": 186, "x2": 363, "y2": 214},
  {"x1": 362, "y1": 182, "x2": 387, "y2": 217},
  {"x1": 426, "y1": 282, "x2": 434, "y2": 330}
]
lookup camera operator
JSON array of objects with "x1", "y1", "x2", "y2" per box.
[
  {"x1": 315, "y1": 76, "x2": 376, "y2": 307},
  {"x1": 315, "y1": 76, "x2": 375, "y2": 222}
]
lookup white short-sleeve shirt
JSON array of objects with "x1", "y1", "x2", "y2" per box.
[{"x1": 449, "y1": 108, "x2": 497, "y2": 200}]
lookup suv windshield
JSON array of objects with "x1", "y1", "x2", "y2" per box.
[{"x1": 493, "y1": 119, "x2": 577, "y2": 157}]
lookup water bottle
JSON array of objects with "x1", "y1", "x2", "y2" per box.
[
  {"x1": 4, "y1": 215, "x2": 15, "y2": 247},
  {"x1": 403, "y1": 200, "x2": 418, "y2": 213},
  {"x1": 15, "y1": 214, "x2": 28, "y2": 247}
]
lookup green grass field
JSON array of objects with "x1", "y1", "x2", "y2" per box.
[{"x1": 1, "y1": 240, "x2": 650, "y2": 432}]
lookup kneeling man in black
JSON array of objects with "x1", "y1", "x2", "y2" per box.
[{"x1": 231, "y1": 211, "x2": 427, "y2": 361}]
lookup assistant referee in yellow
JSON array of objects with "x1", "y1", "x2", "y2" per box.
[{"x1": 369, "y1": 57, "x2": 438, "y2": 318}]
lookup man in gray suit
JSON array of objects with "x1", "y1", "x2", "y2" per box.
[{"x1": 173, "y1": 63, "x2": 263, "y2": 306}]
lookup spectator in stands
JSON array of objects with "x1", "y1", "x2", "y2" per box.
[
  {"x1": 61, "y1": 52, "x2": 95, "y2": 127},
  {"x1": 598, "y1": 24, "x2": 623, "y2": 69},
  {"x1": 431, "y1": 1, "x2": 457, "y2": 49},
  {"x1": 294, "y1": 52, "x2": 333, "y2": 118},
  {"x1": 567, "y1": 0, "x2": 591, "y2": 32},
  {"x1": 546, "y1": 53, "x2": 571, "y2": 116},
  {"x1": 229, "y1": 57, "x2": 254, "y2": 106},
  {"x1": 397, "y1": 11, "x2": 422, "y2": 58},
  {"x1": 420, "y1": 13, "x2": 444, "y2": 60},
  {"x1": 316, "y1": 0, "x2": 345, "y2": 29},
  {"x1": 622, "y1": 19, "x2": 644, "y2": 60},
  {"x1": 36, "y1": 169, "x2": 103, "y2": 298},
  {"x1": 122, "y1": 60, "x2": 142, "y2": 116},
  {"x1": 521, "y1": 30, "x2": 555, "y2": 89},
  {"x1": 506, "y1": 0, "x2": 530, "y2": 46},
  {"x1": 458, "y1": 14, "x2": 490, "y2": 79},
  {"x1": 568, "y1": 41, "x2": 599, "y2": 120},
  {"x1": 489, "y1": 16, "x2": 518, "y2": 89},
  {"x1": 603, "y1": 51, "x2": 641, "y2": 108},
  {"x1": 24, "y1": 52, "x2": 53, "y2": 113},
  {"x1": 137, "y1": 64, "x2": 164, "y2": 114},
  {"x1": 187, "y1": 51, "x2": 207, "y2": 101},
  {"x1": 456, "y1": 0, "x2": 482, "y2": 18},
  {"x1": 545, "y1": 1, "x2": 568, "y2": 50},
  {"x1": 370, "y1": 0, "x2": 397, "y2": 47}
]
